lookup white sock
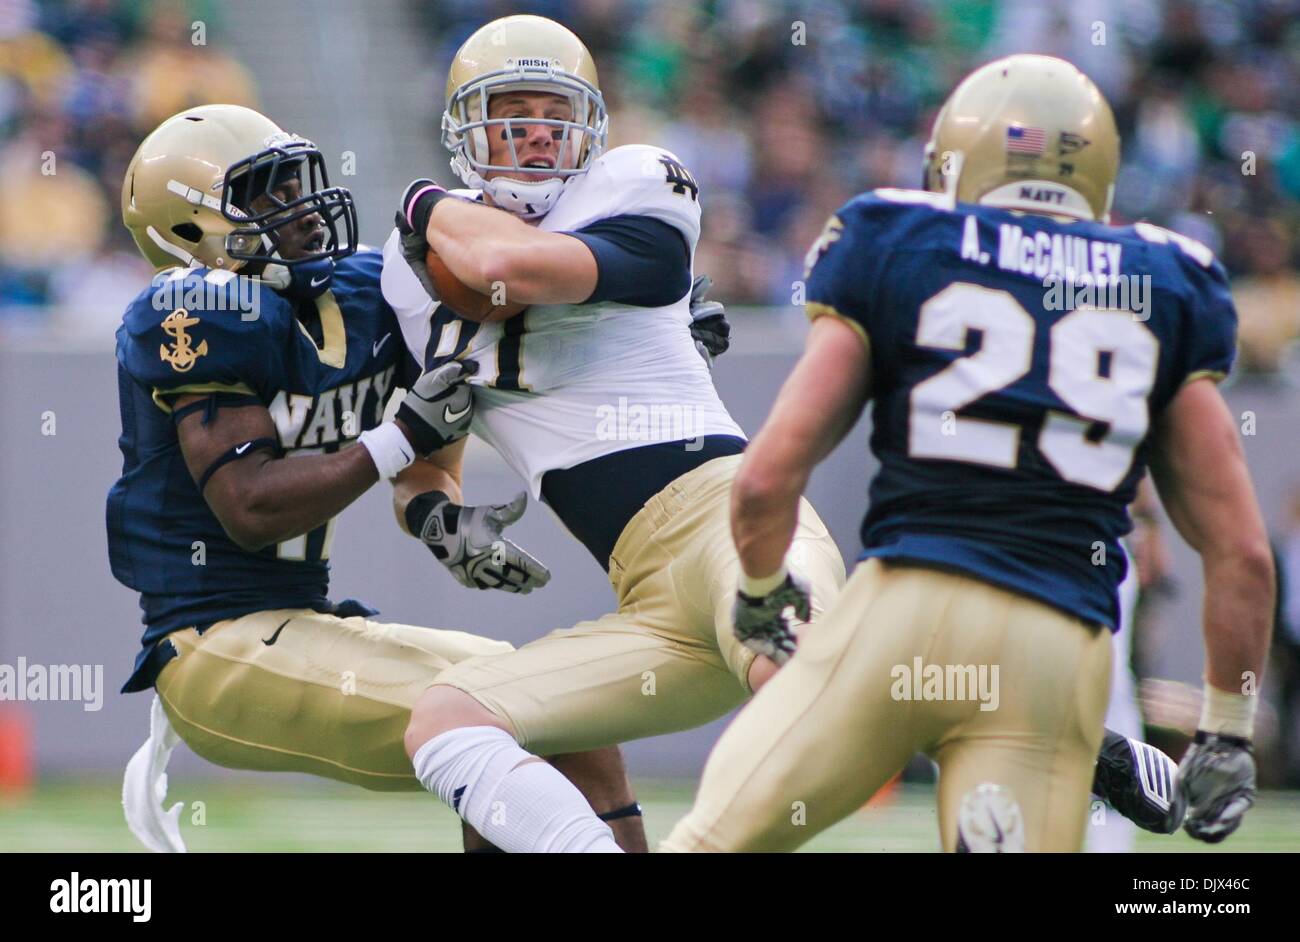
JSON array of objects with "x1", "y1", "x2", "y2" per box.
[{"x1": 412, "y1": 726, "x2": 622, "y2": 853}]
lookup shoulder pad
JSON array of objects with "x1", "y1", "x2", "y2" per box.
[
  {"x1": 1129, "y1": 223, "x2": 1236, "y2": 381},
  {"x1": 557, "y1": 145, "x2": 702, "y2": 249},
  {"x1": 868, "y1": 187, "x2": 956, "y2": 210},
  {"x1": 118, "y1": 268, "x2": 284, "y2": 405},
  {"x1": 334, "y1": 246, "x2": 384, "y2": 284}
]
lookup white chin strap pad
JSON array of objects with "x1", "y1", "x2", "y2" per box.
[
  {"x1": 260, "y1": 243, "x2": 291, "y2": 289},
  {"x1": 482, "y1": 176, "x2": 566, "y2": 219}
]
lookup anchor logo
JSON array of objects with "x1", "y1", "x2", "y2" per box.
[{"x1": 159, "y1": 309, "x2": 209, "y2": 373}]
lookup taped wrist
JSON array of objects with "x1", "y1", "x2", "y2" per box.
[
  {"x1": 197, "y1": 437, "x2": 279, "y2": 492},
  {"x1": 1198, "y1": 684, "x2": 1257, "y2": 741},
  {"x1": 739, "y1": 564, "x2": 789, "y2": 600}
]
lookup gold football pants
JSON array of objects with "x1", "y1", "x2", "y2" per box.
[
  {"x1": 154, "y1": 609, "x2": 512, "y2": 791},
  {"x1": 661, "y1": 558, "x2": 1112, "y2": 852},
  {"x1": 431, "y1": 454, "x2": 849, "y2": 756}
]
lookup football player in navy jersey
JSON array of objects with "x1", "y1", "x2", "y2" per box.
[
  {"x1": 663, "y1": 55, "x2": 1273, "y2": 852},
  {"x1": 109, "y1": 104, "x2": 643, "y2": 852}
]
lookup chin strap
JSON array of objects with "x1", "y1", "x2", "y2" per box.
[{"x1": 460, "y1": 163, "x2": 566, "y2": 219}]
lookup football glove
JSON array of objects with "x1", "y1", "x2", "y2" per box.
[
  {"x1": 1091, "y1": 727, "x2": 1186, "y2": 834},
  {"x1": 1176, "y1": 731, "x2": 1256, "y2": 843},
  {"x1": 689, "y1": 274, "x2": 731, "y2": 367},
  {"x1": 732, "y1": 572, "x2": 811, "y2": 666},
  {"x1": 395, "y1": 360, "x2": 476, "y2": 455},
  {"x1": 395, "y1": 178, "x2": 451, "y2": 301},
  {"x1": 406, "y1": 490, "x2": 550, "y2": 594}
]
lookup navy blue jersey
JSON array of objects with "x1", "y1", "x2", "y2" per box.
[
  {"x1": 805, "y1": 189, "x2": 1237, "y2": 629},
  {"x1": 107, "y1": 250, "x2": 416, "y2": 690}
]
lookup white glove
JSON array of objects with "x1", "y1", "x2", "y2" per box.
[{"x1": 406, "y1": 490, "x2": 551, "y2": 593}]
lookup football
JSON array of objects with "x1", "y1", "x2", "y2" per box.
[{"x1": 426, "y1": 246, "x2": 527, "y2": 323}]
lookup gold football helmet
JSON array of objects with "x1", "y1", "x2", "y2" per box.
[
  {"x1": 922, "y1": 55, "x2": 1120, "y2": 221},
  {"x1": 122, "y1": 104, "x2": 356, "y2": 274},
  {"x1": 442, "y1": 14, "x2": 607, "y2": 218}
]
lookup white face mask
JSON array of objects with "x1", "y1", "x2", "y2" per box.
[{"x1": 443, "y1": 69, "x2": 608, "y2": 220}]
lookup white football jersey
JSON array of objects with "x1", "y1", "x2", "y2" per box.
[{"x1": 382, "y1": 144, "x2": 745, "y2": 496}]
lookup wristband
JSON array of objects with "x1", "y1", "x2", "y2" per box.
[
  {"x1": 1199, "y1": 683, "x2": 1257, "y2": 740},
  {"x1": 358, "y1": 421, "x2": 415, "y2": 480},
  {"x1": 405, "y1": 183, "x2": 450, "y2": 234},
  {"x1": 739, "y1": 563, "x2": 788, "y2": 599}
]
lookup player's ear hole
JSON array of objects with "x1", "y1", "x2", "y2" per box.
[{"x1": 172, "y1": 223, "x2": 203, "y2": 242}]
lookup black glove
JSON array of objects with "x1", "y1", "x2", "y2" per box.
[
  {"x1": 732, "y1": 572, "x2": 811, "y2": 666},
  {"x1": 1176, "y1": 731, "x2": 1256, "y2": 843},
  {"x1": 395, "y1": 178, "x2": 451, "y2": 301},
  {"x1": 406, "y1": 490, "x2": 550, "y2": 593},
  {"x1": 394, "y1": 360, "x2": 476, "y2": 454},
  {"x1": 1091, "y1": 727, "x2": 1186, "y2": 834},
  {"x1": 689, "y1": 274, "x2": 730, "y2": 366}
]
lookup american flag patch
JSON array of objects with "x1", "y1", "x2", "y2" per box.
[{"x1": 1005, "y1": 125, "x2": 1046, "y2": 155}]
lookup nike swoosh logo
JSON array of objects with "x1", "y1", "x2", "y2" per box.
[
  {"x1": 373, "y1": 333, "x2": 391, "y2": 357},
  {"x1": 310, "y1": 275, "x2": 330, "y2": 287},
  {"x1": 444, "y1": 402, "x2": 471, "y2": 423},
  {"x1": 262, "y1": 618, "x2": 291, "y2": 646},
  {"x1": 235, "y1": 442, "x2": 252, "y2": 455}
]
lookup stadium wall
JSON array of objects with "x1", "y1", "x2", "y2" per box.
[{"x1": 0, "y1": 318, "x2": 1289, "y2": 779}]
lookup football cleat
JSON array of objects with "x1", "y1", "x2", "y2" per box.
[
  {"x1": 1177, "y1": 731, "x2": 1256, "y2": 843},
  {"x1": 1091, "y1": 727, "x2": 1186, "y2": 834},
  {"x1": 955, "y1": 783, "x2": 1025, "y2": 853}
]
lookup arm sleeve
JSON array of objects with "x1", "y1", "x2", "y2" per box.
[{"x1": 566, "y1": 214, "x2": 692, "y2": 307}]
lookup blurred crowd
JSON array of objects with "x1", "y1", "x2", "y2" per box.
[
  {"x1": 0, "y1": 0, "x2": 255, "y2": 337},
  {"x1": 414, "y1": 0, "x2": 1300, "y2": 377},
  {"x1": 2, "y1": 0, "x2": 1299, "y2": 372}
]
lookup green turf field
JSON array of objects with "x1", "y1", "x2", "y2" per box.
[{"x1": 3, "y1": 778, "x2": 1298, "y2": 851}]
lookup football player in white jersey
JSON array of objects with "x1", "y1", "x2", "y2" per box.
[
  {"x1": 377, "y1": 16, "x2": 1182, "y2": 854},
  {"x1": 379, "y1": 14, "x2": 848, "y2": 853}
]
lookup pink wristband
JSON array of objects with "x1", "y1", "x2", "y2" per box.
[{"x1": 406, "y1": 185, "x2": 445, "y2": 230}]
